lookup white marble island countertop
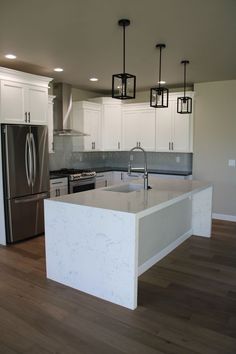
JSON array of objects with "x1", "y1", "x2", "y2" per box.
[
  {"x1": 45, "y1": 177, "x2": 213, "y2": 310},
  {"x1": 48, "y1": 178, "x2": 212, "y2": 218}
]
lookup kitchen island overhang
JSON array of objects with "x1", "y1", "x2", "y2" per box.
[{"x1": 44, "y1": 178, "x2": 213, "y2": 310}]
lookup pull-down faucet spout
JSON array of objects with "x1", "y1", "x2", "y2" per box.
[{"x1": 128, "y1": 146, "x2": 150, "y2": 190}]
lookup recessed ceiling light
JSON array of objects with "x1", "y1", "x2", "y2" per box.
[
  {"x1": 5, "y1": 54, "x2": 16, "y2": 59},
  {"x1": 158, "y1": 80, "x2": 166, "y2": 84},
  {"x1": 89, "y1": 77, "x2": 98, "y2": 82},
  {"x1": 54, "y1": 68, "x2": 63, "y2": 72}
]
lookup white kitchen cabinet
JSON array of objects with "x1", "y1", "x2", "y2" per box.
[
  {"x1": 149, "y1": 173, "x2": 192, "y2": 180},
  {"x1": 155, "y1": 93, "x2": 193, "y2": 153},
  {"x1": 50, "y1": 177, "x2": 68, "y2": 197},
  {"x1": 122, "y1": 171, "x2": 143, "y2": 182},
  {"x1": 48, "y1": 95, "x2": 56, "y2": 153},
  {"x1": 112, "y1": 171, "x2": 123, "y2": 185},
  {"x1": 72, "y1": 101, "x2": 101, "y2": 151},
  {"x1": 90, "y1": 97, "x2": 122, "y2": 151},
  {"x1": 111, "y1": 171, "x2": 143, "y2": 185},
  {"x1": 0, "y1": 67, "x2": 51, "y2": 125},
  {"x1": 122, "y1": 103, "x2": 156, "y2": 151},
  {"x1": 95, "y1": 172, "x2": 113, "y2": 188}
]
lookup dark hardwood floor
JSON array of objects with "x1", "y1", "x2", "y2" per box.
[{"x1": 0, "y1": 220, "x2": 236, "y2": 354}]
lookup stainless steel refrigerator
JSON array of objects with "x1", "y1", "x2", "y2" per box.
[{"x1": 1, "y1": 124, "x2": 49, "y2": 243}]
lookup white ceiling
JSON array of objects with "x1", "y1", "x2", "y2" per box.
[{"x1": 0, "y1": 0, "x2": 236, "y2": 93}]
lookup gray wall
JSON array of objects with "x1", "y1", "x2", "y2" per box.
[
  {"x1": 71, "y1": 87, "x2": 101, "y2": 101},
  {"x1": 193, "y1": 80, "x2": 236, "y2": 218}
]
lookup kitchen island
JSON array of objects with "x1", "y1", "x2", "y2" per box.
[{"x1": 44, "y1": 178, "x2": 212, "y2": 310}]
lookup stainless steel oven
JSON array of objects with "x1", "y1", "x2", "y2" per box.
[{"x1": 69, "y1": 177, "x2": 96, "y2": 194}]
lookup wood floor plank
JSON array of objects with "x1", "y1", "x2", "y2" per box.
[{"x1": 0, "y1": 219, "x2": 236, "y2": 353}]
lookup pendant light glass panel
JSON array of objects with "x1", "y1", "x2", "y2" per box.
[
  {"x1": 150, "y1": 43, "x2": 169, "y2": 108},
  {"x1": 177, "y1": 60, "x2": 192, "y2": 114},
  {"x1": 112, "y1": 73, "x2": 136, "y2": 99},
  {"x1": 112, "y1": 19, "x2": 136, "y2": 100},
  {"x1": 177, "y1": 96, "x2": 192, "y2": 114},
  {"x1": 150, "y1": 87, "x2": 169, "y2": 108}
]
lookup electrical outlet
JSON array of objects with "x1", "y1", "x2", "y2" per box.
[
  {"x1": 228, "y1": 159, "x2": 235, "y2": 167},
  {"x1": 176, "y1": 156, "x2": 180, "y2": 163}
]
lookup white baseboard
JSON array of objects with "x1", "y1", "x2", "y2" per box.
[
  {"x1": 138, "y1": 230, "x2": 192, "y2": 276},
  {"x1": 212, "y1": 213, "x2": 236, "y2": 222}
]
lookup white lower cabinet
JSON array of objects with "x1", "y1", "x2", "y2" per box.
[
  {"x1": 50, "y1": 177, "x2": 68, "y2": 197},
  {"x1": 149, "y1": 173, "x2": 192, "y2": 180},
  {"x1": 122, "y1": 104, "x2": 156, "y2": 151},
  {"x1": 95, "y1": 172, "x2": 113, "y2": 188},
  {"x1": 96, "y1": 171, "x2": 192, "y2": 188}
]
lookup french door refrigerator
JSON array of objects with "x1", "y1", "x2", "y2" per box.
[{"x1": 1, "y1": 124, "x2": 49, "y2": 243}]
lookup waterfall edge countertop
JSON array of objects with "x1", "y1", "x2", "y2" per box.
[
  {"x1": 45, "y1": 178, "x2": 213, "y2": 310},
  {"x1": 47, "y1": 178, "x2": 211, "y2": 218}
]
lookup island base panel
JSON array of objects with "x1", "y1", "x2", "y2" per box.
[
  {"x1": 44, "y1": 201, "x2": 138, "y2": 310},
  {"x1": 138, "y1": 198, "x2": 192, "y2": 276}
]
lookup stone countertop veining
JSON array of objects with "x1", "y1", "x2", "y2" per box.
[
  {"x1": 93, "y1": 166, "x2": 192, "y2": 176},
  {"x1": 47, "y1": 178, "x2": 211, "y2": 217}
]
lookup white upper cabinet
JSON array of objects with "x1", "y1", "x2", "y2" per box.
[
  {"x1": 122, "y1": 103, "x2": 156, "y2": 151},
  {"x1": 0, "y1": 67, "x2": 52, "y2": 125},
  {"x1": 156, "y1": 93, "x2": 193, "y2": 152},
  {"x1": 90, "y1": 97, "x2": 122, "y2": 151},
  {"x1": 27, "y1": 85, "x2": 48, "y2": 124},
  {"x1": 72, "y1": 101, "x2": 102, "y2": 151},
  {"x1": 1, "y1": 80, "x2": 25, "y2": 123}
]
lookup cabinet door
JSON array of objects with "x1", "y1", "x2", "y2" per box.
[
  {"x1": 112, "y1": 171, "x2": 122, "y2": 185},
  {"x1": 155, "y1": 105, "x2": 172, "y2": 152},
  {"x1": 122, "y1": 110, "x2": 140, "y2": 150},
  {"x1": 137, "y1": 109, "x2": 155, "y2": 151},
  {"x1": 1, "y1": 80, "x2": 25, "y2": 123},
  {"x1": 102, "y1": 105, "x2": 122, "y2": 150},
  {"x1": 27, "y1": 86, "x2": 48, "y2": 124},
  {"x1": 172, "y1": 109, "x2": 190, "y2": 152},
  {"x1": 122, "y1": 107, "x2": 155, "y2": 151},
  {"x1": 83, "y1": 108, "x2": 101, "y2": 151}
]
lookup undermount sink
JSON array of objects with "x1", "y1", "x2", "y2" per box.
[{"x1": 104, "y1": 183, "x2": 144, "y2": 193}]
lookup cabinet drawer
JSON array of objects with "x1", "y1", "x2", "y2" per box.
[{"x1": 50, "y1": 177, "x2": 68, "y2": 188}]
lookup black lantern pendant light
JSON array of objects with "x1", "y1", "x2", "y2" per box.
[
  {"x1": 177, "y1": 60, "x2": 192, "y2": 114},
  {"x1": 112, "y1": 19, "x2": 136, "y2": 100},
  {"x1": 150, "y1": 44, "x2": 169, "y2": 108}
]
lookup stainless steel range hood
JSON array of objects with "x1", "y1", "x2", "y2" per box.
[{"x1": 53, "y1": 83, "x2": 88, "y2": 136}]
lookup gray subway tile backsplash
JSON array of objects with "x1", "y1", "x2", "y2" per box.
[{"x1": 49, "y1": 137, "x2": 192, "y2": 172}]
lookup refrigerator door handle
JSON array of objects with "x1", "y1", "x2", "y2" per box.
[
  {"x1": 14, "y1": 193, "x2": 48, "y2": 204},
  {"x1": 25, "y1": 133, "x2": 31, "y2": 187},
  {"x1": 30, "y1": 133, "x2": 37, "y2": 186}
]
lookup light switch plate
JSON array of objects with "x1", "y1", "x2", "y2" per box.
[{"x1": 228, "y1": 159, "x2": 235, "y2": 167}]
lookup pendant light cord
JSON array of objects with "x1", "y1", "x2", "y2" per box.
[
  {"x1": 158, "y1": 46, "x2": 162, "y2": 88},
  {"x1": 184, "y1": 62, "x2": 186, "y2": 98},
  {"x1": 123, "y1": 24, "x2": 126, "y2": 73}
]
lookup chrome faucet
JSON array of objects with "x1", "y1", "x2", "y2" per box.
[{"x1": 128, "y1": 146, "x2": 150, "y2": 190}]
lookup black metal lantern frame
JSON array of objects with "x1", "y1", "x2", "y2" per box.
[
  {"x1": 112, "y1": 19, "x2": 136, "y2": 100},
  {"x1": 177, "y1": 60, "x2": 192, "y2": 114},
  {"x1": 150, "y1": 44, "x2": 169, "y2": 108}
]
